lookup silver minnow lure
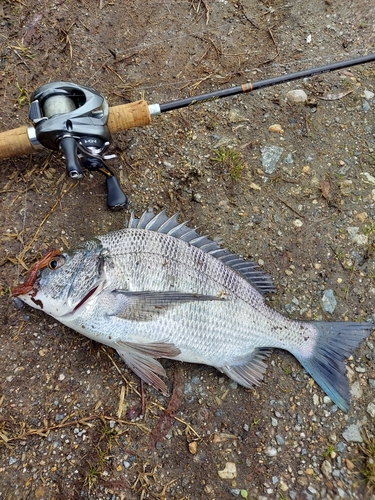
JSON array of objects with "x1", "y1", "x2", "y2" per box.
[{"x1": 12, "y1": 210, "x2": 373, "y2": 412}]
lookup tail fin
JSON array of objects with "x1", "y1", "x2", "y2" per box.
[{"x1": 295, "y1": 322, "x2": 373, "y2": 412}]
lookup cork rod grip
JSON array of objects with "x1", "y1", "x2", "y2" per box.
[
  {"x1": 107, "y1": 100, "x2": 151, "y2": 133},
  {"x1": 0, "y1": 126, "x2": 34, "y2": 159}
]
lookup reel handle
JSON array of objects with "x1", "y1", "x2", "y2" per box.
[
  {"x1": 0, "y1": 100, "x2": 151, "y2": 160},
  {"x1": 106, "y1": 174, "x2": 128, "y2": 209}
]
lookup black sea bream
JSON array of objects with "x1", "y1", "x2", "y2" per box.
[{"x1": 12, "y1": 210, "x2": 373, "y2": 412}]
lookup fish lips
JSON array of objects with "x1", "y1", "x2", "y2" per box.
[{"x1": 15, "y1": 275, "x2": 106, "y2": 317}]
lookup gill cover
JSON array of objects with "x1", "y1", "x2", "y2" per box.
[{"x1": 13, "y1": 239, "x2": 109, "y2": 317}]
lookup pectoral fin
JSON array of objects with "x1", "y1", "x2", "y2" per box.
[
  {"x1": 112, "y1": 290, "x2": 223, "y2": 322},
  {"x1": 115, "y1": 339, "x2": 181, "y2": 395}
]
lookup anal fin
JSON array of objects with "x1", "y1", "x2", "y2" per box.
[{"x1": 218, "y1": 348, "x2": 271, "y2": 388}]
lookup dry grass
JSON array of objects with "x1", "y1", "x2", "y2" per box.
[{"x1": 359, "y1": 429, "x2": 375, "y2": 493}]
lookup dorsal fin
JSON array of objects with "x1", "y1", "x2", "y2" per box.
[{"x1": 126, "y1": 210, "x2": 275, "y2": 295}]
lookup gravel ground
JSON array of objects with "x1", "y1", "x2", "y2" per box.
[{"x1": 0, "y1": 1, "x2": 375, "y2": 499}]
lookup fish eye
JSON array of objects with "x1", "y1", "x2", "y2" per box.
[{"x1": 47, "y1": 255, "x2": 65, "y2": 270}]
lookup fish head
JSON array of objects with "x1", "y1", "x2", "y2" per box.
[{"x1": 12, "y1": 239, "x2": 109, "y2": 318}]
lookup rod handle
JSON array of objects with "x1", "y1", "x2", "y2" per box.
[
  {"x1": 107, "y1": 99, "x2": 151, "y2": 133},
  {"x1": 0, "y1": 100, "x2": 151, "y2": 161},
  {"x1": 0, "y1": 126, "x2": 34, "y2": 159}
]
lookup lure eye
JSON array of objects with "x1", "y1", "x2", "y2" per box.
[{"x1": 47, "y1": 255, "x2": 65, "y2": 270}]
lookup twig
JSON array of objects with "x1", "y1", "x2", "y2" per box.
[
  {"x1": 274, "y1": 195, "x2": 305, "y2": 218},
  {"x1": 0, "y1": 414, "x2": 150, "y2": 445},
  {"x1": 60, "y1": 20, "x2": 76, "y2": 59},
  {"x1": 149, "y1": 401, "x2": 202, "y2": 440},
  {"x1": 299, "y1": 214, "x2": 337, "y2": 235},
  {"x1": 17, "y1": 182, "x2": 76, "y2": 265},
  {"x1": 103, "y1": 64, "x2": 126, "y2": 84},
  {"x1": 258, "y1": 27, "x2": 280, "y2": 66},
  {"x1": 101, "y1": 346, "x2": 141, "y2": 397}
]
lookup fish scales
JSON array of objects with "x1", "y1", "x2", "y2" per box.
[
  {"x1": 12, "y1": 210, "x2": 373, "y2": 412},
  {"x1": 102, "y1": 230, "x2": 306, "y2": 351}
]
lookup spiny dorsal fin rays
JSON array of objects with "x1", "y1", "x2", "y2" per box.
[
  {"x1": 138, "y1": 209, "x2": 157, "y2": 228},
  {"x1": 126, "y1": 209, "x2": 275, "y2": 295}
]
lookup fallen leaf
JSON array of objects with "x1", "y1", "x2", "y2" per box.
[
  {"x1": 320, "y1": 179, "x2": 331, "y2": 199},
  {"x1": 317, "y1": 90, "x2": 353, "y2": 101},
  {"x1": 212, "y1": 432, "x2": 237, "y2": 444},
  {"x1": 148, "y1": 368, "x2": 184, "y2": 450}
]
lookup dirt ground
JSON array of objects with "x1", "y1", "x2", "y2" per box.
[{"x1": 1, "y1": 0, "x2": 375, "y2": 499}]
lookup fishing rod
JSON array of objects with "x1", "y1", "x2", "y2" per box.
[{"x1": 1, "y1": 53, "x2": 374, "y2": 208}]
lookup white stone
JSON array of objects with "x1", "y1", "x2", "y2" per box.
[
  {"x1": 285, "y1": 89, "x2": 308, "y2": 103},
  {"x1": 342, "y1": 423, "x2": 363, "y2": 443},
  {"x1": 350, "y1": 381, "x2": 363, "y2": 399},
  {"x1": 363, "y1": 90, "x2": 374, "y2": 100},
  {"x1": 367, "y1": 402, "x2": 375, "y2": 418},
  {"x1": 361, "y1": 172, "x2": 375, "y2": 185},
  {"x1": 321, "y1": 460, "x2": 332, "y2": 478},
  {"x1": 218, "y1": 462, "x2": 237, "y2": 479}
]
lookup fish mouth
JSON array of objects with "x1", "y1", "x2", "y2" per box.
[
  {"x1": 72, "y1": 285, "x2": 100, "y2": 312},
  {"x1": 62, "y1": 279, "x2": 105, "y2": 317}
]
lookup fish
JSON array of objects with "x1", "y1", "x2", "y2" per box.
[{"x1": 12, "y1": 209, "x2": 373, "y2": 412}]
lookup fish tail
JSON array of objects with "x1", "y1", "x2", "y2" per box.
[{"x1": 295, "y1": 321, "x2": 373, "y2": 412}]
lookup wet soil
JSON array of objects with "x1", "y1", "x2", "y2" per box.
[{"x1": 0, "y1": 1, "x2": 375, "y2": 499}]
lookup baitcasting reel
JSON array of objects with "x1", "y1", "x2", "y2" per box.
[{"x1": 29, "y1": 82, "x2": 127, "y2": 209}]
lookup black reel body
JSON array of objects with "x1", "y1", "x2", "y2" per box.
[{"x1": 29, "y1": 82, "x2": 127, "y2": 209}]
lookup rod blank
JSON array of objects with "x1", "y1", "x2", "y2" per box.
[{"x1": 159, "y1": 53, "x2": 375, "y2": 113}]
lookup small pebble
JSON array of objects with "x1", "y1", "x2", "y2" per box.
[
  {"x1": 286, "y1": 89, "x2": 307, "y2": 103},
  {"x1": 363, "y1": 90, "x2": 374, "y2": 100},
  {"x1": 336, "y1": 442, "x2": 347, "y2": 452},
  {"x1": 321, "y1": 289, "x2": 337, "y2": 314},
  {"x1": 230, "y1": 490, "x2": 241, "y2": 498},
  {"x1": 265, "y1": 447, "x2": 277, "y2": 457},
  {"x1": 361, "y1": 172, "x2": 375, "y2": 185},
  {"x1": 218, "y1": 462, "x2": 237, "y2": 479},
  {"x1": 342, "y1": 423, "x2": 363, "y2": 443},
  {"x1": 188, "y1": 441, "x2": 198, "y2": 455},
  {"x1": 313, "y1": 394, "x2": 320, "y2": 406},
  {"x1": 321, "y1": 460, "x2": 332, "y2": 478},
  {"x1": 260, "y1": 145, "x2": 284, "y2": 174},
  {"x1": 367, "y1": 402, "x2": 375, "y2": 418},
  {"x1": 362, "y1": 99, "x2": 370, "y2": 112},
  {"x1": 275, "y1": 435, "x2": 285, "y2": 445},
  {"x1": 268, "y1": 124, "x2": 284, "y2": 134}
]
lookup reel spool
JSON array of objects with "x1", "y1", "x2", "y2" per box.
[{"x1": 29, "y1": 82, "x2": 127, "y2": 209}]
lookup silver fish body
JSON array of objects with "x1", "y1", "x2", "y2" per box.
[{"x1": 12, "y1": 210, "x2": 373, "y2": 412}]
